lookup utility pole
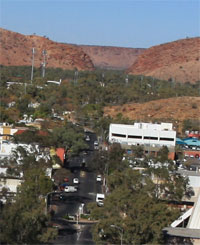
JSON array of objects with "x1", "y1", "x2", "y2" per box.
[
  {"x1": 31, "y1": 48, "x2": 35, "y2": 83},
  {"x1": 125, "y1": 75, "x2": 129, "y2": 85},
  {"x1": 74, "y1": 70, "x2": 78, "y2": 84}
]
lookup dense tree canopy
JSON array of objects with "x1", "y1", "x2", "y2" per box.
[
  {"x1": 0, "y1": 158, "x2": 57, "y2": 244},
  {"x1": 88, "y1": 169, "x2": 180, "y2": 244}
]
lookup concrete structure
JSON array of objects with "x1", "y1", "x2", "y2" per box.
[
  {"x1": 163, "y1": 175, "x2": 200, "y2": 244},
  {"x1": 0, "y1": 123, "x2": 18, "y2": 140},
  {"x1": 109, "y1": 122, "x2": 176, "y2": 159},
  {"x1": 0, "y1": 176, "x2": 23, "y2": 203},
  {"x1": 164, "y1": 192, "x2": 200, "y2": 244},
  {"x1": 0, "y1": 177, "x2": 23, "y2": 193}
]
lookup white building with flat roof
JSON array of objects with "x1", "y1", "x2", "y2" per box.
[{"x1": 109, "y1": 122, "x2": 176, "y2": 148}]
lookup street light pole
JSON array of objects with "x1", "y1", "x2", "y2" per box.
[
  {"x1": 45, "y1": 191, "x2": 55, "y2": 215},
  {"x1": 110, "y1": 224, "x2": 123, "y2": 245}
]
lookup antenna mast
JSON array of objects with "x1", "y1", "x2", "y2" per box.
[
  {"x1": 31, "y1": 48, "x2": 35, "y2": 83},
  {"x1": 42, "y1": 49, "x2": 47, "y2": 78}
]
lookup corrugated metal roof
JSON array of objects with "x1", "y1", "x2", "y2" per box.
[
  {"x1": 183, "y1": 138, "x2": 200, "y2": 146},
  {"x1": 163, "y1": 227, "x2": 200, "y2": 238}
]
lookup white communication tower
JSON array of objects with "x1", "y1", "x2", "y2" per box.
[
  {"x1": 42, "y1": 49, "x2": 47, "y2": 78},
  {"x1": 31, "y1": 48, "x2": 35, "y2": 83}
]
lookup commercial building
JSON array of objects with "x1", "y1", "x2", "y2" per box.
[{"x1": 109, "y1": 122, "x2": 176, "y2": 159}]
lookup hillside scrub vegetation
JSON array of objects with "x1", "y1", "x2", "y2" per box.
[{"x1": 0, "y1": 66, "x2": 199, "y2": 135}]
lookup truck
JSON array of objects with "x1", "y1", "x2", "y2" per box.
[
  {"x1": 96, "y1": 193, "x2": 105, "y2": 207},
  {"x1": 64, "y1": 186, "x2": 77, "y2": 193}
]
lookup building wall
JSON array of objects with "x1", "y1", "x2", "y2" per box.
[
  {"x1": 0, "y1": 178, "x2": 22, "y2": 193},
  {"x1": 0, "y1": 125, "x2": 18, "y2": 140},
  {"x1": 109, "y1": 123, "x2": 176, "y2": 155}
]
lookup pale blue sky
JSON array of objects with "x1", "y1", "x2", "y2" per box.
[{"x1": 0, "y1": 0, "x2": 199, "y2": 48}]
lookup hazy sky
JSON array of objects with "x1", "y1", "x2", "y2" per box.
[{"x1": 0, "y1": 0, "x2": 199, "y2": 48}]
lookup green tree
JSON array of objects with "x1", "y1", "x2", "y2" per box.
[
  {"x1": 131, "y1": 145, "x2": 144, "y2": 158},
  {"x1": 107, "y1": 143, "x2": 125, "y2": 173},
  {"x1": 87, "y1": 150, "x2": 109, "y2": 174},
  {"x1": 50, "y1": 122, "x2": 88, "y2": 156},
  {"x1": 146, "y1": 166, "x2": 193, "y2": 201},
  {"x1": 0, "y1": 167, "x2": 57, "y2": 244},
  {"x1": 157, "y1": 146, "x2": 169, "y2": 162}
]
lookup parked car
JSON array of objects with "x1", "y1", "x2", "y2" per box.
[
  {"x1": 94, "y1": 141, "x2": 99, "y2": 150},
  {"x1": 96, "y1": 175, "x2": 102, "y2": 182},
  {"x1": 73, "y1": 178, "x2": 79, "y2": 184},
  {"x1": 63, "y1": 177, "x2": 69, "y2": 182},
  {"x1": 60, "y1": 183, "x2": 68, "y2": 191},
  {"x1": 85, "y1": 135, "x2": 90, "y2": 141},
  {"x1": 64, "y1": 186, "x2": 77, "y2": 193}
]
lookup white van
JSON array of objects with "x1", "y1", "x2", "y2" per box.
[{"x1": 96, "y1": 193, "x2": 105, "y2": 207}]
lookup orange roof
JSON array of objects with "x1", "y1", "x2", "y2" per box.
[
  {"x1": 56, "y1": 148, "x2": 65, "y2": 163},
  {"x1": 14, "y1": 130, "x2": 48, "y2": 136},
  {"x1": 14, "y1": 129, "x2": 26, "y2": 135}
]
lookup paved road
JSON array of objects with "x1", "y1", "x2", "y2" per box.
[
  {"x1": 52, "y1": 132, "x2": 102, "y2": 244},
  {"x1": 52, "y1": 170, "x2": 101, "y2": 244}
]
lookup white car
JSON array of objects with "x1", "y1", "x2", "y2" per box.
[
  {"x1": 64, "y1": 186, "x2": 77, "y2": 193},
  {"x1": 85, "y1": 135, "x2": 90, "y2": 141},
  {"x1": 94, "y1": 141, "x2": 99, "y2": 150},
  {"x1": 96, "y1": 175, "x2": 102, "y2": 182},
  {"x1": 73, "y1": 178, "x2": 79, "y2": 184}
]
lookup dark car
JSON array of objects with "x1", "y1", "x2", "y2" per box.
[
  {"x1": 60, "y1": 182, "x2": 68, "y2": 191},
  {"x1": 63, "y1": 177, "x2": 69, "y2": 182}
]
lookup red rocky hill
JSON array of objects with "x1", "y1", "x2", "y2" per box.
[
  {"x1": 0, "y1": 28, "x2": 94, "y2": 70},
  {"x1": 127, "y1": 38, "x2": 200, "y2": 83}
]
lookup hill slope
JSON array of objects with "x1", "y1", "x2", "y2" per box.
[
  {"x1": 127, "y1": 38, "x2": 200, "y2": 83},
  {"x1": 104, "y1": 97, "x2": 200, "y2": 132},
  {"x1": 0, "y1": 28, "x2": 94, "y2": 70},
  {"x1": 80, "y1": 45, "x2": 145, "y2": 70}
]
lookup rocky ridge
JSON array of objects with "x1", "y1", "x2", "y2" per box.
[
  {"x1": 127, "y1": 37, "x2": 200, "y2": 83},
  {"x1": 0, "y1": 28, "x2": 94, "y2": 70}
]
